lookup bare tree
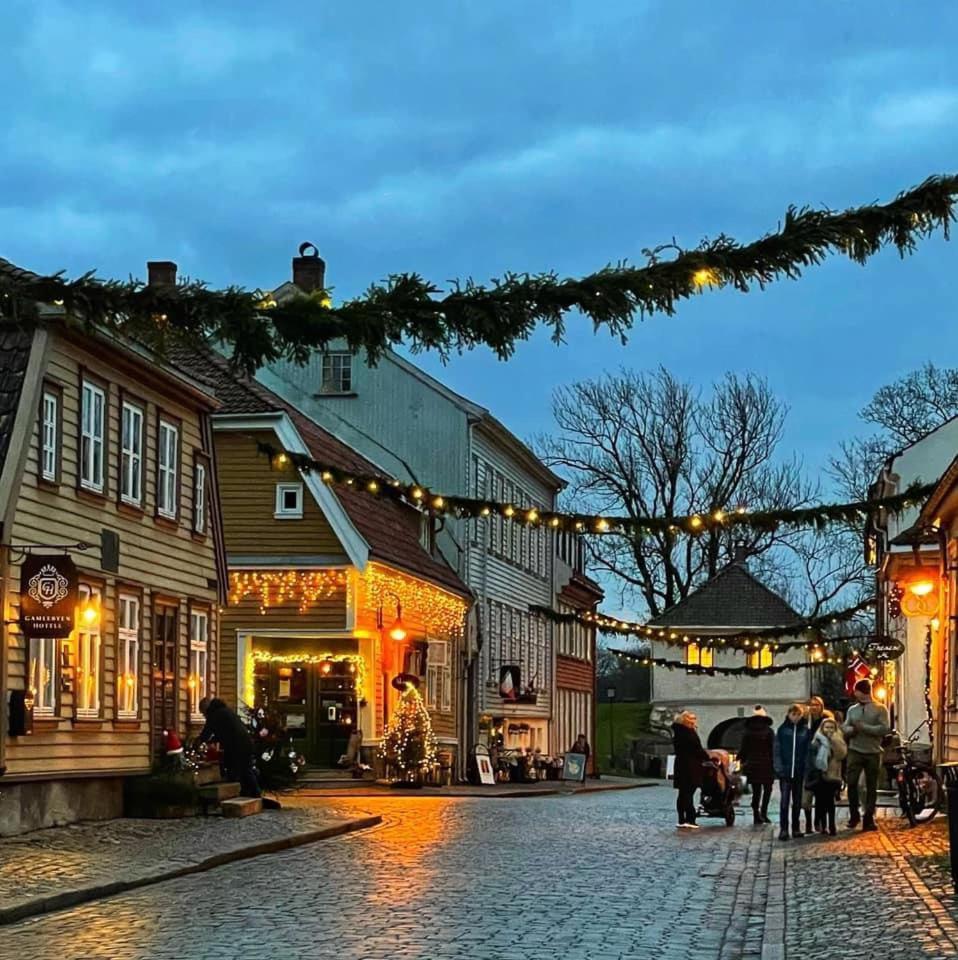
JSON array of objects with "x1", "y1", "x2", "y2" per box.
[
  {"x1": 860, "y1": 363, "x2": 958, "y2": 446},
  {"x1": 535, "y1": 368, "x2": 854, "y2": 618}
]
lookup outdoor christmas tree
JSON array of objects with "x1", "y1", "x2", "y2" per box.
[{"x1": 380, "y1": 685, "x2": 438, "y2": 785}]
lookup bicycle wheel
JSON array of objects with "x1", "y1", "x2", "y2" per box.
[{"x1": 898, "y1": 776, "x2": 917, "y2": 827}]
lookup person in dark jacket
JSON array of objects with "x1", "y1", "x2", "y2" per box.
[
  {"x1": 672, "y1": 711, "x2": 710, "y2": 830},
  {"x1": 738, "y1": 705, "x2": 774, "y2": 825},
  {"x1": 197, "y1": 697, "x2": 260, "y2": 797},
  {"x1": 773, "y1": 703, "x2": 811, "y2": 841}
]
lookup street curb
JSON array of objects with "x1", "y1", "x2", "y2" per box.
[
  {"x1": 0, "y1": 814, "x2": 381, "y2": 927},
  {"x1": 291, "y1": 780, "x2": 659, "y2": 800}
]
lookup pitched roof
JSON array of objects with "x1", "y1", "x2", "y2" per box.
[
  {"x1": 649, "y1": 562, "x2": 801, "y2": 628},
  {"x1": 0, "y1": 326, "x2": 34, "y2": 479},
  {"x1": 0, "y1": 258, "x2": 40, "y2": 479},
  {"x1": 171, "y1": 347, "x2": 470, "y2": 598}
]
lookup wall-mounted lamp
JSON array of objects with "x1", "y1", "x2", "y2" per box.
[{"x1": 377, "y1": 591, "x2": 406, "y2": 642}]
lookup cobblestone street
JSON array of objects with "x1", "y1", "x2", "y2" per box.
[{"x1": 2, "y1": 785, "x2": 957, "y2": 959}]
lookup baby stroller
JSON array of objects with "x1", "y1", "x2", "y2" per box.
[{"x1": 697, "y1": 749, "x2": 741, "y2": 826}]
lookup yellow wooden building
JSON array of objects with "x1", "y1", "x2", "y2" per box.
[
  {"x1": 173, "y1": 350, "x2": 472, "y2": 774},
  {"x1": 0, "y1": 259, "x2": 226, "y2": 835}
]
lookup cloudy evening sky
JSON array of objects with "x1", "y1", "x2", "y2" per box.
[{"x1": 2, "y1": 1, "x2": 957, "y2": 477}]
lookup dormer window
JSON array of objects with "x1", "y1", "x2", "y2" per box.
[
  {"x1": 320, "y1": 353, "x2": 352, "y2": 395},
  {"x1": 275, "y1": 482, "x2": 304, "y2": 519}
]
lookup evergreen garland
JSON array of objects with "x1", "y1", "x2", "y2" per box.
[
  {"x1": 609, "y1": 648, "x2": 847, "y2": 676},
  {"x1": 256, "y1": 440, "x2": 932, "y2": 538},
  {"x1": 1, "y1": 174, "x2": 954, "y2": 374}
]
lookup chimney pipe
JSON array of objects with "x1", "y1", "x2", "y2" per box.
[
  {"x1": 292, "y1": 242, "x2": 326, "y2": 293},
  {"x1": 733, "y1": 542, "x2": 749, "y2": 565},
  {"x1": 147, "y1": 261, "x2": 178, "y2": 287}
]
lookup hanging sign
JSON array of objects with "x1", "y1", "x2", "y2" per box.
[
  {"x1": 864, "y1": 637, "x2": 906, "y2": 662},
  {"x1": 19, "y1": 554, "x2": 78, "y2": 638}
]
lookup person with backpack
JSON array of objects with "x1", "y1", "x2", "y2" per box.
[
  {"x1": 808, "y1": 715, "x2": 847, "y2": 836},
  {"x1": 773, "y1": 703, "x2": 811, "y2": 841}
]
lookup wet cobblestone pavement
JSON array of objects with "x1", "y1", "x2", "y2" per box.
[{"x1": 2, "y1": 786, "x2": 957, "y2": 959}]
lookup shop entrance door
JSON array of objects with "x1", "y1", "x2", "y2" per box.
[
  {"x1": 151, "y1": 603, "x2": 178, "y2": 756},
  {"x1": 252, "y1": 658, "x2": 358, "y2": 768}
]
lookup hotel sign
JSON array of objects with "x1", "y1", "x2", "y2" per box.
[{"x1": 19, "y1": 554, "x2": 78, "y2": 638}]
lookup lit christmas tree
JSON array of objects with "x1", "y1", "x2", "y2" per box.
[{"x1": 380, "y1": 685, "x2": 438, "y2": 785}]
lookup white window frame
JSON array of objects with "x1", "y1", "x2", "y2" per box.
[
  {"x1": 29, "y1": 635, "x2": 57, "y2": 717},
  {"x1": 193, "y1": 461, "x2": 207, "y2": 535},
  {"x1": 189, "y1": 609, "x2": 209, "y2": 720},
  {"x1": 75, "y1": 584, "x2": 101, "y2": 719},
  {"x1": 117, "y1": 594, "x2": 140, "y2": 719},
  {"x1": 158, "y1": 419, "x2": 179, "y2": 519},
  {"x1": 41, "y1": 389, "x2": 58, "y2": 481},
  {"x1": 274, "y1": 482, "x2": 304, "y2": 519},
  {"x1": 80, "y1": 380, "x2": 106, "y2": 493},
  {"x1": 426, "y1": 640, "x2": 452, "y2": 712},
  {"x1": 120, "y1": 401, "x2": 144, "y2": 506},
  {"x1": 320, "y1": 352, "x2": 352, "y2": 394}
]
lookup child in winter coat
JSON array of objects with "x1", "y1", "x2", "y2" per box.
[
  {"x1": 807, "y1": 716, "x2": 847, "y2": 836},
  {"x1": 773, "y1": 703, "x2": 810, "y2": 841}
]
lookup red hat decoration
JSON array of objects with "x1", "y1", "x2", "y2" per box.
[{"x1": 163, "y1": 729, "x2": 184, "y2": 756}]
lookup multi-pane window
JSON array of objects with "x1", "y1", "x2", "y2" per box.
[
  {"x1": 117, "y1": 594, "x2": 140, "y2": 718},
  {"x1": 75, "y1": 584, "x2": 101, "y2": 718},
  {"x1": 158, "y1": 419, "x2": 179, "y2": 518},
  {"x1": 486, "y1": 600, "x2": 550, "y2": 693},
  {"x1": 189, "y1": 610, "x2": 209, "y2": 719},
  {"x1": 193, "y1": 461, "x2": 207, "y2": 535},
  {"x1": 320, "y1": 352, "x2": 352, "y2": 394},
  {"x1": 29, "y1": 636, "x2": 57, "y2": 716},
  {"x1": 80, "y1": 380, "x2": 106, "y2": 492},
  {"x1": 686, "y1": 642, "x2": 714, "y2": 669},
  {"x1": 120, "y1": 401, "x2": 144, "y2": 505},
  {"x1": 426, "y1": 640, "x2": 452, "y2": 712},
  {"x1": 40, "y1": 389, "x2": 58, "y2": 481},
  {"x1": 746, "y1": 647, "x2": 774, "y2": 670}
]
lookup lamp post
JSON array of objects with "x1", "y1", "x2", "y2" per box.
[{"x1": 607, "y1": 685, "x2": 617, "y2": 770}]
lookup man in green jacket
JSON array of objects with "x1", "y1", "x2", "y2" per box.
[{"x1": 842, "y1": 679, "x2": 890, "y2": 831}]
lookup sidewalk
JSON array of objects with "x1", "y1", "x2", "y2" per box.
[
  {"x1": 765, "y1": 812, "x2": 958, "y2": 959},
  {"x1": 0, "y1": 805, "x2": 380, "y2": 926},
  {"x1": 289, "y1": 774, "x2": 657, "y2": 799}
]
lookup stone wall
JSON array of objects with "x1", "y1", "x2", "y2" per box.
[{"x1": 0, "y1": 777, "x2": 124, "y2": 836}]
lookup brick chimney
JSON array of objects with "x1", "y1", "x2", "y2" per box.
[
  {"x1": 292, "y1": 242, "x2": 326, "y2": 293},
  {"x1": 147, "y1": 261, "x2": 177, "y2": 287}
]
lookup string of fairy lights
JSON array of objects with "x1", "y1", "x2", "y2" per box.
[
  {"x1": 229, "y1": 570, "x2": 347, "y2": 614},
  {"x1": 257, "y1": 440, "x2": 931, "y2": 540},
  {"x1": 251, "y1": 651, "x2": 367, "y2": 701}
]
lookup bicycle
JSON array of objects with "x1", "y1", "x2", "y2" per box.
[{"x1": 886, "y1": 720, "x2": 941, "y2": 827}]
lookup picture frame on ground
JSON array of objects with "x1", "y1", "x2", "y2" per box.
[
  {"x1": 562, "y1": 752, "x2": 587, "y2": 782},
  {"x1": 477, "y1": 754, "x2": 496, "y2": 785}
]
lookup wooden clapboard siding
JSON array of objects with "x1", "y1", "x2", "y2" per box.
[
  {"x1": 219, "y1": 590, "x2": 349, "y2": 707},
  {"x1": 215, "y1": 431, "x2": 344, "y2": 556},
  {"x1": 3, "y1": 332, "x2": 220, "y2": 781},
  {"x1": 556, "y1": 654, "x2": 593, "y2": 692}
]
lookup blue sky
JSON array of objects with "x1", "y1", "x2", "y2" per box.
[{"x1": 2, "y1": 0, "x2": 957, "y2": 477}]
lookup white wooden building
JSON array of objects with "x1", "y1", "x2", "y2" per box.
[{"x1": 650, "y1": 561, "x2": 810, "y2": 744}]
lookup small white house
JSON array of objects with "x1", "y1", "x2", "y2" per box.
[{"x1": 650, "y1": 561, "x2": 811, "y2": 745}]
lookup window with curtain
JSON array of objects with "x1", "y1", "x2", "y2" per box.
[
  {"x1": 117, "y1": 594, "x2": 140, "y2": 718},
  {"x1": 75, "y1": 584, "x2": 101, "y2": 718},
  {"x1": 120, "y1": 401, "x2": 144, "y2": 505},
  {"x1": 29, "y1": 636, "x2": 57, "y2": 716},
  {"x1": 686, "y1": 642, "x2": 714, "y2": 669},
  {"x1": 189, "y1": 609, "x2": 209, "y2": 719}
]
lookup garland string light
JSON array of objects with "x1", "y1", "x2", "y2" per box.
[
  {"x1": 1, "y1": 174, "x2": 955, "y2": 374},
  {"x1": 362, "y1": 563, "x2": 468, "y2": 637},
  {"x1": 251, "y1": 650, "x2": 367, "y2": 700},
  {"x1": 229, "y1": 570, "x2": 347, "y2": 614},
  {"x1": 256, "y1": 439, "x2": 933, "y2": 538},
  {"x1": 530, "y1": 599, "x2": 874, "y2": 652},
  {"x1": 610, "y1": 648, "x2": 848, "y2": 676}
]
